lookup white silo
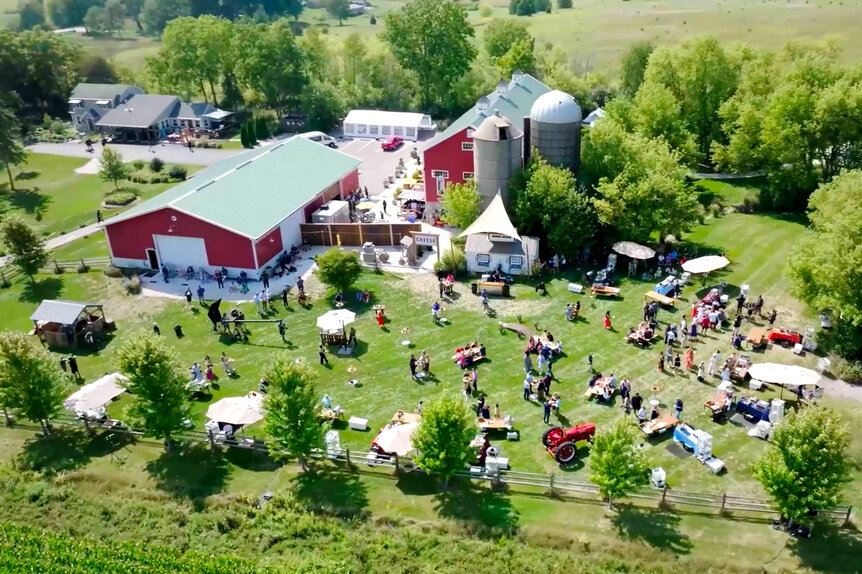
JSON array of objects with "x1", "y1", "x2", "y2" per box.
[
  {"x1": 472, "y1": 111, "x2": 524, "y2": 206},
  {"x1": 529, "y1": 89, "x2": 582, "y2": 173}
]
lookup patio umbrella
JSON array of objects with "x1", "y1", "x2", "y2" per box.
[
  {"x1": 612, "y1": 241, "x2": 655, "y2": 260},
  {"x1": 747, "y1": 363, "x2": 825, "y2": 387},
  {"x1": 317, "y1": 309, "x2": 356, "y2": 331},
  {"x1": 681, "y1": 255, "x2": 730, "y2": 274},
  {"x1": 373, "y1": 421, "x2": 419, "y2": 456},
  {"x1": 355, "y1": 201, "x2": 375, "y2": 211},
  {"x1": 205, "y1": 393, "x2": 264, "y2": 426},
  {"x1": 64, "y1": 373, "x2": 127, "y2": 412}
]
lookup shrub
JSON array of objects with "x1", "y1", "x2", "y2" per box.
[
  {"x1": 832, "y1": 357, "x2": 862, "y2": 384},
  {"x1": 52, "y1": 259, "x2": 63, "y2": 274},
  {"x1": 393, "y1": 186, "x2": 403, "y2": 199},
  {"x1": 168, "y1": 165, "x2": 188, "y2": 180},
  {"x1": 76, "y1": 259, "x2": 90, "y2": 273},
  {"x1": 132, "y1": 160, "x2": 145, "y2": 170},
  {"x1": 479, "y1": 4, "x2": 492, "y2": 16},
  {"x1": 440, "y1": 246, "x2": 466, "y2": 277},
  {"x1": 122, "y1": 276, "x2": 142, "y2": 295},
  {"x1": 149, "y1": 157, "x2": 164, "y2": 172},
  {"x1": 50, "y1": 120, "x2": 66, "y2": 134},
  {"x1": 104, "y1": 191, "x2": 137, "y2": 206},
  {"x1": 103, "y1": 266, "x2": 123, "y2": 278},
  {"x1": 742, "y1": 191, "x2": 760, "y2": 211},
  {"x1": 0, "y1": 272, "x2": 9, "y2": 288}
]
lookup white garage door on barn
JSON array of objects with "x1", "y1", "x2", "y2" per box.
[{"x1": 154, "y1": 235, "x2": 209, "y2": 270}]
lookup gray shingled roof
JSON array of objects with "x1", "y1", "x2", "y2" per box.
[
  {"x1": 71, "y1": 83, "x2": 136, "y2": 101},
  {"x1": 465, "y1": 234, "x2": 539, "y2": 257},
  {"x1": 30, "y1": 300, "x2": 102, "y2": 325},
  {"x1": 96, "y1": 95, "x2": 179, "y2": 129}
]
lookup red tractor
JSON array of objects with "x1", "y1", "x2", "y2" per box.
[{"x1": 542, "y1": 423, "x2": 596, "y2": 465}]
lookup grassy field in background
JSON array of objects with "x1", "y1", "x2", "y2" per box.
[
  {"x1": 1, "y1": 180, "x2": 860, "y2": 511},
  {"x1": 0, "y1": 153, "x2": 200, "y2": 237}
]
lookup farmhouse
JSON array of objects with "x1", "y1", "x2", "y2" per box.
[
  {"x1": 421, "y1": 71, "x2": 551, "y2": 213},
  {"x1": 96, "y1": 94, "x2": 232, "y2": 142},
  {"x1": 103, "y1": 136, "x2": 361, "y2": 278},
  {"x1": 68, "y1": 83, "x2": 144, "y2": 133}
]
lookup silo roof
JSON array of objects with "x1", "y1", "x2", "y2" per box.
[
  {"x1": 530, "y1": 90, "x2": 582, "y2": 124},
  {"x1": 472, "y1": 113, "x2": 524, "y2": 142}
]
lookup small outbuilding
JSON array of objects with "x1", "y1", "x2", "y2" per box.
[
  {"x1": 342, "y1": 109, "x2": 436, "y2": 141},
  {"x1": 30, "y1": 300, "x2": 107, "y2": 348},
  {"x1": 460, "y1": 194, "x2": 538, "y2": 276}
]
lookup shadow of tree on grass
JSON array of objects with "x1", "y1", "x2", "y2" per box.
[
  {"x1": 434, "y1": 478, "x2": 520, "y2": 536},
  {"x1": 291, "y1": 467, "x2": 369, "y2": 520},
  {"x1": 790, "y1": 524, "x2": 862, "y2": 574},
  {"x1": 145, "y1": 443, "x2": 230, "y2": 506},
  {"x1": 18, "y1": 277, "x2": 64, "y2": 303},
  {"x1": 18, "y1": 427, "x2": 133, "y2": 475},
  {"x1": 610, "y1": 504, "x2": 692, "y2": 555},
  {"x1": 0, "y1": 188, "x2": 51, "y2": 215}
]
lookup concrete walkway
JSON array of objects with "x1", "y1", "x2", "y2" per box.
[
  {"x1": 27, "y1": 141, "x2": 241, "y2": 166},
  {"x1": 45, "y1": 223, "x2": 104, "y2": 252}
]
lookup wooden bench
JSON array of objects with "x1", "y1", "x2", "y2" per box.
[
  {"x1": 499, "y1": 322, "x2": 535, "y2": 338},
  {"x1": 640, "y1": 415, "x2": 679, "y2": 436},
  {"x1": 591, "y1": 285, "x2": 620, "y2": 297},
  {"x1": 477, "y1": 418, "x2": 510, "y2": 431},
  {"x1": 645, "y1": 291, "x2": 676, "y2": 306}
]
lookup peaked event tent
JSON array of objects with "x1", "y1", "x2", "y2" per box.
[
  {"x1": 63, "y1": 373, "x2": 127, "y2": 412},
  {"x1": 205, "y1": 393, "x2": 264, "y2": 426},
  {"x1": 373, "y1": 421, "x2": 419, "y2": 456},
  {"x1": 681, "y1": 255, "x2": 730, "y2": 274},
  {"x1": 612, "y1": 241, "x2": 656, "y2": 260},
  {"x1": 459, "y1": 193, "x2": 521, "y2": 241}
]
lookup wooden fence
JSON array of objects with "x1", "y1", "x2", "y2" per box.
[
  {"x1": 300, "y1": 223, "x2": 422, "y2": 247},
  {"x1": 0, "y1": 257, "x2": 111, "y2": 284},
  {"x1": 19, "y1": 415, "x2": 853, "y2": 527}
]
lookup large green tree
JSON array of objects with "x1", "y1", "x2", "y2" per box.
[
  {"x1": 0, "y1": 331, "x2": 68, "y2": 434},
  {"x1": 322, "y1": 0, "x2": 349, "y2": 25},
  {"x1": 16, "y1": 0, "x2": 46, "y2": 30},
  {"x1": 0, "y1": 215, "x2": 47, "y2": 282},
  {"x1": 641, "y1": 36, "x2": 738, "y2": 161},
  {"x1": 631, "y1": 81, "x2": 698, "y2": 165},
  {"x1": 582, "y1": 118, "x2": 698, "y2": 242},
  {"x1": 314, "y1": 247, "x2": 362, "y2": 294},
  {"x1": 98, "y1": 147, "x2": 130, "y2": 191},
  {"x1": 122, "y1": 0, "x2": 145, "y2": 31},
  {"x1": 300, "y1": 80, "x2": 344, "y2": 132},
  {"x1": 116, "y1": 331, "x2": 189, "y2": 450},
  {"x1": 412, "y1": 395, "x2": 474, "y2": 487},
  {"x1": 496, "y1": 36, "x2": 536, "y2": 78},
  {"x1": 382, "y1": 0, "x2": 476, "y2": 111},
  {"x1": 440, "y1": 180, "x2": 481, "y2": 230},
  {"x1": 787, "y1": 171, "x2": 862, "y2": 330},
  {"x1": 46, "y1": 0, "x2": 100, "y2": 27},
  {"x1": 510, "y1": 155, "x2": 597, "y2": 259},
  {"x1": 619, "y1": 41, "x2": 654, "y2": 97},
  {"x1": 589, "y1": 420, "x2": 650, "y2": 508},
  {"x1": 0, "y1": 103, "x2": 27, "y2": 191},
  {"x1": 263, "y1": 357, "x2": 324, "y2": 471},
  {"x1": 141, "y1": 0, "x2": 192, "y2": 36},
  {"x1": 754, "y1": 407, "x2": 851, "y2": 525},
  {"x1": 483, "y1": 19, "x2": 531, "y2": 61},
  {"x1": 234, "y1": 20, "x2": 306, "y2": 116}
]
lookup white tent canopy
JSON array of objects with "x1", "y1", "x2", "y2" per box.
[
  {"x1": 342, "y1": 109, "x2": 435, "y2": 141},
  {"x1": 373, "y1": 421, "x2": 419, "y2": 456},
  {"x1": 64, "y1": 373, "x2": 127, "y2": 412},
  {"x1": 205, "y1": 393, "x2": 264, "y2": 426},
  {"x1": 317, "y1": 309, "x2": 356, "y2": 331},
  {"x1": 747, "y1": 363, "x2": 825, "y2": 387},
  {"x1": 459, "y1": 193, "x2": 521, "y2": 241},
  {"x1": 612, "y1": 241, "x2": 655, "y2": 260},
  {"x1": 681, "y1": 255, "x2": 730, "y2": 274}
]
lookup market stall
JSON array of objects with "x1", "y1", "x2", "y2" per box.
[{"x1": 31, "y1": 300, "x2": 109, "y2": 349}]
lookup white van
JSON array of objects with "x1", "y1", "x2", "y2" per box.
[{"x1": 299, "y1": 131, "x2": 338, "y2": 148}]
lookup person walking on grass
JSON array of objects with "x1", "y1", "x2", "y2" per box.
[
  {"x1": 587, "y1": 353, "x2": 594, "y2": 372},
  {"x1": 523, "y1": 351, "x2": 533, "y2": 374},
  {"x1": 319, "y1": 345, "x2": 329, "y2": 366},
  {"x1": 282, "y1": 288, "x2": 289, "y2": 309},
  {"x1": 674, "y1": 398, "x2": 684, "y2": 420},
  {"x1": 409, "y1": 355, "x2": 417, "y2": 379},
  {"x1": 68, "y1": 356, "x2": 81, "y2": 379},
  {"x1": 184, "y1": 288, "x2": 192, "y2": 307},
  {"x1": 471, "y1": 368, "x2": 478, "y2": 392},
  {"x1": 431, "y1": 301, "x2": 440, "y2": 323},
  {"x1": 197, "y1": 284, "x2": 205, "y2": 305},
  {"x1": 523, "y1": 374, "x2": 532, "y2": 401},
  {"x1": 96, "y1": 209, "x2": 102, "y2": 224},
  {"x1": 543, "y1": 399, "x2": 551, "y2": 424}
]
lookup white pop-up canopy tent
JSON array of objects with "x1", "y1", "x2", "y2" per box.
[
  {"x1": 316, "y1": 309, "x2": 356, "y2": 332},
  {"x1": 342, "y1": 109, "x2": 436, "y2": 141},
  {"x1": 206, "y1": 393, "x2": 264, "y2": 426},
  {"x1": 64, "y1": 373, "x2": 127, "y2": 412}
]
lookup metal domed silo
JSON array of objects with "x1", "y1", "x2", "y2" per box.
[
  {"x1": 472, "y1": 111, "x2": 524, "y2": 206},
  {"x1": 529, "y1": 89, "x2": 582, "y2": 173}
]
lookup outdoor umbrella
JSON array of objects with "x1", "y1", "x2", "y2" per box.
[
  {"x1": 747, "y1": 363, "x2": 825, "y2": 387},
  {"x1": 681, "y1": 255, "x2": 730, "y2": 274},
  {"x1": 205, "y1": 393, "x2": 264, "y2": 426},
  {"x1": 64, "y1": 373, "x2": 127, "y2": 412},
  {"x1": 373, "y1": 421, "x2": 419, "y2": 456},
  {"x1": 316, "y1": 309, "x2": 356, "y2": 331},
  {"x1": 355, "y1": 201, "x2": 376, "y2": 211},
  {"x1": 612, "y1": 241, "x2": 656, "y2": 260}
]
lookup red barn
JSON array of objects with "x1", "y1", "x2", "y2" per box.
[
  {"x1": 104, "y1": 136, "x2": 361, "y2": 278},
  {"x1": 421, "y1": 72, "x2": 551, "y2": 216}
]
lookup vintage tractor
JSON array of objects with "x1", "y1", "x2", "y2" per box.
[{"x1": 542, "y1": 423, "x2": 596, "y2": 464}]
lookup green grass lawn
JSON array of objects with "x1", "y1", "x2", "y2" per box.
[
  {"x1": 48, "y1": 230, "x2": 110, "y2": 260},
  {"x1": 0, "y1": 153, "x2": 200, "y2": 237}
]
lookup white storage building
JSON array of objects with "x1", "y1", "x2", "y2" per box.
[{"x1": 342, "y1": 109, "x2": 436, "y2": 141}]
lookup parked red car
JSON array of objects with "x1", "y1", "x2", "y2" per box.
[{"x1": 381, "y1": 136, "x2": 403, "y2": 151}]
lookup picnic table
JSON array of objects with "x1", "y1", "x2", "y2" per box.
[
  {"x1": 746, "y1": 327, "x2": 766, "y2": 347},
  {"x1": 591, "y1": 285, "x2": 620, "y2": 297},
  {"x1": 640, "y1": 414, "x2": 679, "y2": 436},
  {"x1": 441, "y1": 279, "x2": 454, "y2": 295},
  {"x1": 318, "y1": 408, "x2": 343, "y2": 422},
  {"x1": 626, "y1": 323, "x2": 657, "y2": 347},
  {"x1": 585, "y1": 377, "x2": 616, "y2": 399},
  {"x1": 536, "y1": 336, "x2": 562, "y2": 354},
  {"x1": 452, "y1": 346, "x2": 486, "y2": 367},
  {"x1": 473, "y1": 281, "x2": 509, "y2": 297},
  {"x1": 477, "y1": 417, "x2": 510, "y2": 431},
  {"x1": 645, "y1": 291, "x2": 676, "y2": 306},
  {"x1": 726, "y1": 353, "x2": 752, "y2": 381},
  {"x1": 499, "y1": 322, "x2": 535, "y2": 338},
  {"x1": 767, "y1": 328, "x2": 802, "y2": 347},
  {"x1": 704, "y1": 393, "x2": 731, "y2": 420},
  {"x1": 391, "y1": 411, "x2": 422, "y2": 425}
]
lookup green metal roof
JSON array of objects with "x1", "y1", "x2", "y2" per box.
[
  {"x1": 107, "y1": 137, "x2": 362, "y2": 239},
  {"x1": 424, "y1": 74, "x2": 552, "y2": 150}
]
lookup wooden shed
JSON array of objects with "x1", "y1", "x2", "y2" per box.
[{"x1": 30, "y1": 300, "x2": 107, "y2": 348}]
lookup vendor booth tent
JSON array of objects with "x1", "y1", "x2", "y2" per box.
[
  {"x1": 30, "y1": 299, "x2": 106, "y2": 349},
  {"x1": 373, "y1": 421, "x2": 419, "y2": 456},
  {"x1": 342, "y1": 109, "x2": 436, "y2": 141},
  {"x1": 64, "y1": 373, "x2": 127, "y2": 412},
  {"x1": 205, "y1": 393, "x2": 264, "y2": 426},
  {"x1": 682, "y1": 255, "x2": 730, "y2": 274},
  {"x1": 747, "y1": 363, "x2": 825, "y2": 387}
]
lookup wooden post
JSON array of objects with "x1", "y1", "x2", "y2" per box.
[
  {"x1": 345, "y1": 448, "x2": 352, "y2": 468},
  {"x1": 393, "y1": 454, "x2": 400, "y2": 475},
  {"x1": 389, "y1": 224, "x2": 394, "y2": 245},
  {"x1": 327, "y1": 225, "x2": 333, "y2": 246},
  {"x1": 661, "y1": 487, "x2": 668, "y2": 506},
  {"x1": 208, "y1": 429, "x2": 216, "y2": 452},
  {"x1": 721, "y1": 492, "x2": 727, "y2": 512},
  {"x1": 358, "y1": 223, "x2": 364, "y2": 246},
  {"x1": 436, "y1": 234, "x2": 441, "y2": 262},
  {"x1": 547, "y1": 473, "x2": 555, "y2": 497},
  {"x1": 844, "y1": 506, "x2": 852, "y2": 527}
]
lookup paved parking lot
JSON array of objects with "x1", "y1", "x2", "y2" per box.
[{"x1": 336, "y1": 137, "x2": 421, "y2": 197}]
